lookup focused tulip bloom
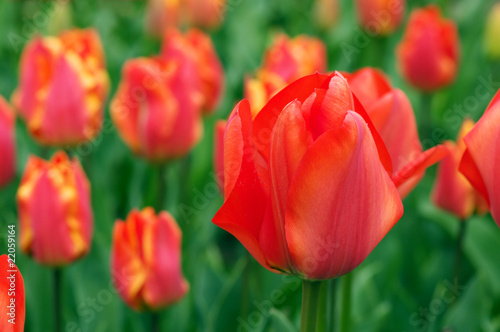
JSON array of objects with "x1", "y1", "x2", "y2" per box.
[
  {"x1": 12, "y1": 29, "x2": 110, "y2": 146},
  {"x1": 112, "y1": 208, "x2": 189, "y2": 310},
  {"x1": 245, "y1": 34, "x2": 327, "y2": 116},
  {"x1": 314, "y1": 0, "x2": 340, "y2": 30},
  {"x1": 185, "y1": 0, "x2": 226, "y2": 29},
  {"x1": 396, "y1": 5, "x2": 460, "y2": 92},
  {"x1": 111, "y1": 56, "x2": 203, "y2": 161},
  {"x1": 213, "y1": 72, "x2": 443, "y2": 279},
  {"x1": 432, "y1": 119, "x2": 486, "y2": 219},
  {"x1": 161, "y1": 28, "x2": 224, "y2": 115},
  {"x1": 484, "y1": 3, "x2": 500, "y2": 59},
  {"x1": 355, "y1": 0, "x2": 405, "y2": 35},
  {"x1": 459, "y1": 90, "x2": 500, "y2": 227},
  {"x1": 16, "y1": 151, "x2": 93, "y2": 266},
  {"x1": 213, "y1": 120, "x2": 226, "y2": 193},
  {"x1": 145, "y1": 0, "x2": 181, "y2": 36},
  {"x1": 0, "y1": 96, "x2": 16, "y2": 188},
  {"x1": 0, "y1": 255, "x2": 25, "y2": 332},
  {"x1": 344, "y1": 67, "x2": 443, "y2": 198}
]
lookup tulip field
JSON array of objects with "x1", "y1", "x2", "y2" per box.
[{"x1": 1, "y1": 0, "x2": 500, "y2": 331}]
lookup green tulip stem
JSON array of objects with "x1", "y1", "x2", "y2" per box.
[
  {"x1": 156, "y1": 163, "x2": 167, "y2": 212},
  {"x1": 420, "y1": 93, "x2": 434, "y2": 140},
  {"x1": 453, "y1": 220, "x2": 467, "y2": 284},
  {"x1": 300, "y1": 279, "x2": 323, "y2": 332},
  {"x1": 340, "y1": 272, "x2": 353, "y2": 332},
  {"x1": 316, "y1": 280, "x2": 329, "y2": 332},
  {"x1": 54, "y1": 268, "x2": 62, "y2": 332},
  {"x1": 328, "y1": 279, "x2": 337, "y2": 332},
  {"x1": 151, "y1": 312, "x2": 160, "y2": 332}
]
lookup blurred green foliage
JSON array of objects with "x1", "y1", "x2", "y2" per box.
[{"x1": 0, "y1": 0, "x2": 499, "y2": 331}]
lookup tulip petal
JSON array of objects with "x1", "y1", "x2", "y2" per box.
[
  {"x1": 253, "y1": 73, "x2": 332, "y2": 160},
  {"x1": 213, "y1": 100, "x2": 274, "y2": 272},
  {"x1": 392, "y1": 144, "x2": 447, "y2": 197},
  {"x1": 142, "y1": 212, "x2": 189, "y2": 309},
  {"x1": 266, "y1": 100, "x2": 312, "y2": 269},
  {"x1": 285, "y1": 111, "x2": 403, "y2": 279},
  {"x1": 0, "y1": 255, "x2": 25, "y2": 332},
  {"x1": 460, "y1": 103, "x2": 500, "y2": 224},
  {"x1": 43, "y1": 55, "x2": 87, "y2": 145},
  {"x1": 0, "y1": 97, "x2": 15, "y2": 187}
]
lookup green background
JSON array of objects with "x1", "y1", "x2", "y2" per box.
[{"x1": 0, "y1": 0, "x2": 499, "y2": 331}]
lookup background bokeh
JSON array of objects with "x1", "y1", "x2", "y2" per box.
[{"x1": 0, "y1": 0, "x2": 499, "y2": 331}]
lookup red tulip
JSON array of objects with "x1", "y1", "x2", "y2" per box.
[
  {"x1": 396, "y1": 5, "x2": 460, "y2": 92},
  {"x1": 161, "y1": 28, "x2": 224, "y2": 115},
  {"x1": 110, "y1": 56, "x2": 203, "y2": 161},
  {"x1": 459, "y1": 90, "x2": 500, "y2": 226},
  {"x1": 145, "y1": 0, "x2": 181, "y2": 36},
  {"x1": 112, "y1": 208, "x2": 189, "y2": 310},
  {"x1": 262, "y1": 34, "x2": 326, "y2": 83},
  {"x1": 0, "y1": 255, "x2": 25, "y2": 332},
  {"x1": 0, "y1": 96, "x2": 16, "y2": 188},
  {"x1": 344, "y1": 67, "x2": 444, "y2": 198},
  {"x1": 16, "y1": 151, "x2": 93, "y2": 266},
  {"x1": 12, "y1": 29, "x2": 110, "y2": 146},
  {"x1": 245, "y1": 34, "x2": 326, "y2": 116},
  {"x1": 213, "y1": 72, "x2": 442, "y2": 279},
  {"x1": 432, "y1": 119, "x2": 487, "y2": 219},
  {"x1": 214, "y1": 120, "x2": 226, "y2": 192},
  {"x1": 355, "y1": 0, "x2": 405, "y2": 35}
]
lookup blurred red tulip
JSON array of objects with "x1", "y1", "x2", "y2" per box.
[
  {"x1": 12, "y1": 29, "x2": 110, "y2": 146},
  {"x1": 145, "y1": 0, "x2": 181, "y2": 36},
  {"x1": 245, "y1": 34, "x2": 326, "y2": 116},
  {"x1": 262, "y1": 34, "x2": 326, "y2": 83},
  {"x1": 396, "y1": 5, "x2": 460, "y2": 92},
  {"x1": 0, "y1": 96, "x2": 16, "y2": 188},
  {"x1": 433, "y1": 119, "x2": 487, "y2": 219},
  {"x1": 213, "y1": 120, "x2": 226, "y2": 193},
  {"x1": 161, "y1": 28, "x2": 224, "y2": 115},
  {"x1": 112, "y1": 208, "x2": 189, "y2": 311},
  {"x1": 344, "y1": 67, "x2": 444, "y2": 198},
  {"x1": 459, "y1": 90, "x2": 500, "y2": 227},
  {"x1": 213, "y1": 72, "x2": 442, "y2": 279},
  {"x1": 355, "y1": 0, "x2": 405, "y2": 35},
  {"x1": 313, "y1": 0, "x2": 340, "y2": 30},
  {"x1": 185, "y1": 0, "x2": 226, "y2": 29},
  {"x1": 0, "y1": 255, "x2": 25, "y2": 332},
  {"x1": 16, "y1": 151, "x2": 93, "y2": 266},
  {"x1": 111, "y1": 56, "x2": 203, "y2": 161}
]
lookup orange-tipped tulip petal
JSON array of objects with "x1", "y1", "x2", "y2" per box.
[
  {"x1": 0, "y1": 96, "x2": 16, "y2": 188},
  {"x1": 0, "y1": 255, "x2": 25, "y2": 332},
  {"x1": 112, "y1": 208, "x2": 189, "y2": 311},
  {"x1": 459, "y1": 90, "x2": 500, "y2": 226},
  {"x1": 12, "y1": 29, "x2": 109, "y2": 146},
  {"x1": 397, "y1": 5, "x2": 460, "y2": 92},
  {"x1": 111, "y1": 57, "x2": 203, "y2": 161},
  {"x1": 213, "y1": 72, "x2": 408, "y2": 279},
  {"x1": 16, "y1": 151, "x2": 93, "y2": 266}
]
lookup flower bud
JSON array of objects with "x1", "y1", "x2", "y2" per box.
[
  {"x1": 17, "y1": 151, "x2": 93, "y2": 266},
  {"x1": 112, "y1": 208, "x2": 189, "y2": 310},
  {"x1": 12, "y1": 29, "x2": 110, "y2": 146}
]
